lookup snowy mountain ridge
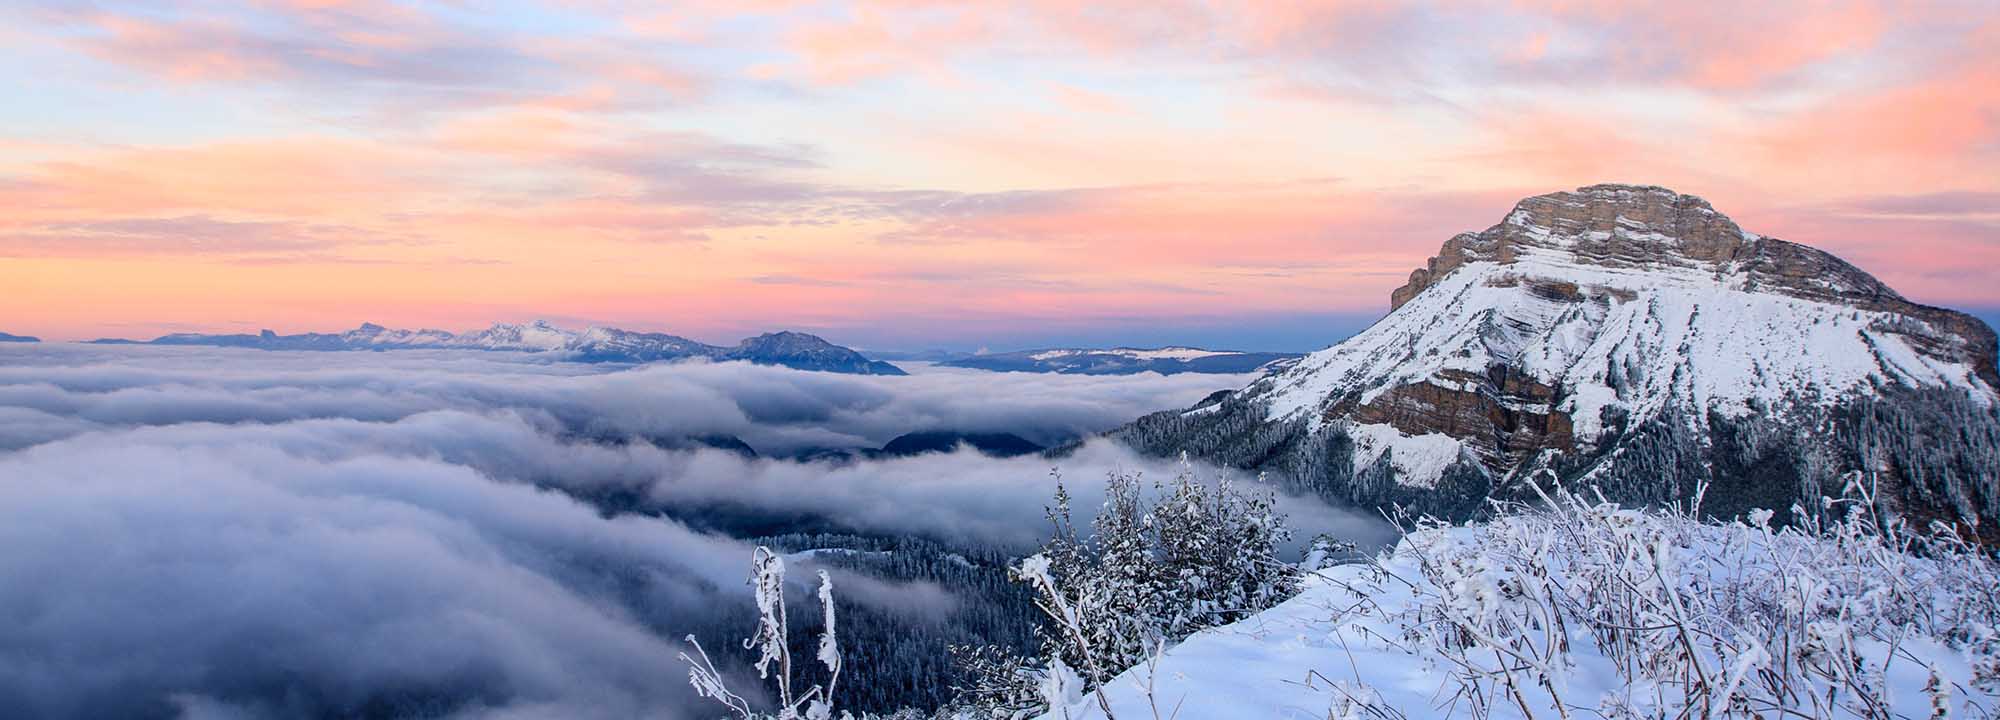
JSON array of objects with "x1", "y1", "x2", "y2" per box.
[
  {"x1": 943, "y1": 346, "x2": 1302, "y2": 375},
  {"x1": 1117, "y1": 184, "x2": 2000, "y2": 537}
]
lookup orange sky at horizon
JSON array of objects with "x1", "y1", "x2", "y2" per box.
[{"x1": 1, "y1": 1, "x2": 1994, "y2": 348}]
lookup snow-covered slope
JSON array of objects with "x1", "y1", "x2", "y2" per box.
[
  {"x1": 89, "y1": 322, "x2": 906, "y2": 374},
  {"x1": 337, "y1": 322, "x2": 457, "y2": 348},
  {"x1": 1117, "y1": 184, "x2": 2000, "y2": 536},
  {"x1": 944, "y1": 347, "x2": 1301, "y2": 375},
  {"x1": 1038, "y1": 498, "x2": 2000, "y2": 720}
]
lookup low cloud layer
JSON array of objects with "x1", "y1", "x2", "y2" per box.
[
  {"x1": 0, "y1": 426, "x2": 752, "y2": 719},
  {"x1": 0, "y1": 344, "x2": 1389, "y2": 718},
  {"x1": 0, "y1": 344, "x2": 1248, "y2": 454}
]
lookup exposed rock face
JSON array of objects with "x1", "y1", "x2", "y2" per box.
[
  {"x1": 1116, "y1": 184, "x2": 2000, "y2": 539},
  {"x1": 1340, "y1": 367, "x2": 1575, "y2": 477},
  {"x1": 1393, "y1": 186, "x2": 1759, "y2": 309}
]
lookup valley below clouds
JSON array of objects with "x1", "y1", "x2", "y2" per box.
[{"x1": 0, "y1": 344, "x2": 1388, "y2": 718}]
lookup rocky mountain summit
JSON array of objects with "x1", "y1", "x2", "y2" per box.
[
  {"x1": 0, "y1": 332, "x2": 37, "y2": 343},
  {"x1": 1388, "y1": 185, "x2": 1996, "y2": 381},
  {"x1": 89, "y1": 321, "x2": 906, "y2": 375},
  {"x1": 1118, "y1": 184, "x2": 2000, "y2": 538}
]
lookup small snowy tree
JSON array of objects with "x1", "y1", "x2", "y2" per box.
[
  {"x1": 1212, "y1": 470, "x2": 1298, "y2": 625},
  {"x1": 1151, "y1": 461, "x2": 1219, "y2": 638},
  {"x1": 1081, "y1": 468, "x2": 1166, "y2": 676},
  {"x1": 1152, "y1": 460, "x2": 1299, "y2": 639}
]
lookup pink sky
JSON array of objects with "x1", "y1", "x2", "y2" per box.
[{"x1": 1, "y1": 0, "x2": 1995, "y2": 348}]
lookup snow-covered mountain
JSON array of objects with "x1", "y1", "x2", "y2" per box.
[
  {"x1": 89, "y1": 321, "x2": 907, "y2": 375},
  {"x1": 0, "y1": 332, "x2": 37, "y2": 343},
  {"x1": 1117, "y1": 184, "x2": 2000, "y2": 537},
  {"x1": 449, "y1": 320, "x2": 580, "y2": 352},
  {"x1": 943, "y1": 346, "x2": 1300, "y2": 375}
]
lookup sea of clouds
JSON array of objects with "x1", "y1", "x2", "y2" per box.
[{"x1": 0, "y1": 344, "x2": 1390, "y2": 719}]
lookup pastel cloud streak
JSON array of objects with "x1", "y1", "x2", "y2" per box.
[{"x1": 0, "y1": 0, "x2": 1994, "y2": 347}]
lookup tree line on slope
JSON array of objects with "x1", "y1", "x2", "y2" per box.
[{"x1": 1112, "y1": 383, "x2": 2000, "y2": 543}]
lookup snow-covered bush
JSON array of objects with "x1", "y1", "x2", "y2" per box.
[
  {"x1": 1327, "y1": 478, "x2": 2000, "y2": 719},
  {"x1": 954, "y1": 461, "x2": 1306, "y2": 718}
]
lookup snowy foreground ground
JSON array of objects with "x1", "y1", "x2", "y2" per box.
[{"x1": 1039, "y1": 495, "x2": 2000, "y2": 720}]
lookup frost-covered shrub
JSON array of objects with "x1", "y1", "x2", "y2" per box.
[
  {"x1": 682, "y1": 547, "x2": 851, "y2": 720},
  {"x1": 1331, "y1": 478, "x2": 2000, "y2": 720}
]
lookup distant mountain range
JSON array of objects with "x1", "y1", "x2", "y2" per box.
[
  {"x1": 939, "y1": 347, "x2": 1302, "y2": 375},
  {"x1": 0, "y1": 332, "x2": 37, "y2": 343},
  {"x1": 86, "y1": 321, "x2": 906, "y2": 375},
  {"x1": 56, "y1": 322, "x2": 1304, "y2": 377}
]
